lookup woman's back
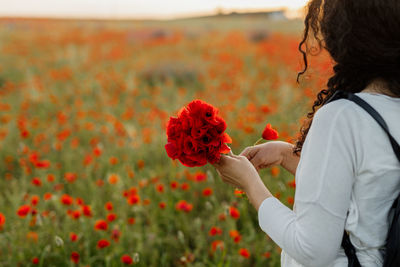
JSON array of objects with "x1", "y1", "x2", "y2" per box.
[
  {"x1": 340, "y1": 92, "x2": 400, "y2": 266},
  {"x1": 278, "y1": 91, "x2": 400, "y2": 267}
]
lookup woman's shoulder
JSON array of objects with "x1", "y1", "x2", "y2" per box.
[
  {"x1": 312, "y1": 91, "x2": 400, "y2": 150},
  {"x1": 313, "y1": 97, "x2": 358, "y2": 127},
  {"x1": 314, "y1": 92, "x2": 399, "y2": 125}
]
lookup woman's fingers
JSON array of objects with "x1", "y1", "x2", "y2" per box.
[
  {"x1": 240, "y1": 146, "x2": 257, "y2": 160},
  {"x1": 239, "y1": 147, "x2": 251, "y2": 158},
  {"x1": 249, "y1": 154, "x2": 264, "y2": 170},
  {"x1": 220, "y1": 174, "x2": 242, "y2": 188}
]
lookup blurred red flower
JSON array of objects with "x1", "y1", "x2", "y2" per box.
[
  {"x1": 175, "y1": 200, "x2": 193, "y2": 213},
  {"x1": 239, "y1": 248, "x2": 250, "y2": 258},
  {"x1": 105, "y1": 202, "x2": 113, "y2": 211},
  {"x1": 82, "y1": 205, "x2": 93, "y2": 217},
  {"x1": 229, "y1": 206, "x2": 240, "y2": 219},
  {"x1": 262, "y1": 123, "x2": 279, "y2": 140},
  {"x1": 17, "y1": 205, "x2": 30, "y2": 218},
  {"x1": 94, "y1": 220, "x2": 108, "y2": 231},
  {"x1": 211, "y1": 240, "x2": 224, "y2": 252},
  {"x1": 70, "y1": 252, "x2": 79, "y2": 264},
  {"x1": 97, "y1": 239, "x2": 110, "y2": 249},
  {"x1": 31, "y1": 177, "x2": 42, "y2": 187},
  {"x1": 60, "y1": 194, "x2": 73, "y2": 205},
  {"x1": 170, "y1": 181, "x2": 179, "y2": 189},
  {"x1": 127, "y1": 194, "x2": 140, "y2": 205},
  {"x1": 111, "y1": 228, "x2": 121, "y2": 242},
  {"x1": 209, "y1": 226, "x2": 222, "y2": 236},
  {"x1": 156, "y1": 183, "x2": 164, "y2": 193},
  {"x1": 229, "y1": 230, "x2": 242, "y2": 243},
  {"x1": 121, "y1": 254, "x2": 133, "y2": 265},
  {"x1": 195, "y1": 171, "x2": 207, "y2": 182},
  {"x1": 70, "y1": 232, "x2": 78, "y2": 242},
  {"x1": 263, "y1": 251, "x2": 271, "y2": 259},
  {"x1": 165, "y1": 100, "x2": 232, "y2": 167},
  {"x1": 202, "y1": 188, "x2": 213, "y2": 196},
  {"x1": 64, "y1": 172, "x2": 77, "y2": 183},
  {"x1": 107, "y1": 213, "x2": 117, "y2": 222},
  {"x1": 30, "y1": 195, "x2": 39, "y2": 206},
  {"x1": 44, "y1": 192, "x2": 52, "y2": 201},
  {"x1": 180, "y1": 182, "x2": 190, "y2": 191},
  {"x1": 0, "y1": 212, "x2": 5, "y2": 228},
  {"x1": 32, "y1": 257, "x2": 39, "y2": 265}
]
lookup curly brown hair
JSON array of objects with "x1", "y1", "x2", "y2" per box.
[{"x1": 294, "y1": 0, "x2": 400, "y2": 155}]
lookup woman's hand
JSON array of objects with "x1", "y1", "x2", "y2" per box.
[
  {"x1": 214, "y1": 151, "x2": 273, "y2": 210},
  {"x1": 213, "y1": 151, "x2": 260, "y2": 190},
  {"x1": 240, "y1": 141, "x2": 299, "y2": 175}
]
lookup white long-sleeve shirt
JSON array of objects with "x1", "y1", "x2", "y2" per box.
[{"x1": 258, "y1": 92, "x2": 400, "y2": 267}]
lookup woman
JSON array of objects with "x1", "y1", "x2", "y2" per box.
[{"x1": 214, "y1": 0, "x2": 400, "y2": 266}]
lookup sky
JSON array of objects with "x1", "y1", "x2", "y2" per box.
[{"x1": 0, "y1": 0, "x2": 308, "y2": 19}]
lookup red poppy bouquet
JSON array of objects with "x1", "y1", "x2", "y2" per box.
[{"x1": 165, "y1": 100, "x2": 232, "y2": 167}]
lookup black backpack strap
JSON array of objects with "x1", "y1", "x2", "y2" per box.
[
  {"x1": 326, "y1": 90, "x2": 400, "y2": 267},
  {"x1": 341, "y1": 231, "x2": 362, "y2": 267}
]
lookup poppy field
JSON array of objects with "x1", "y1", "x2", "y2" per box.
[{"x1": 0, "y1": 16, "x2": 332, "y2": 266}]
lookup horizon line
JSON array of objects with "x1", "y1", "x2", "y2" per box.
[{"x1": 0, "y1": 7, "x2": 304, "y2": 21}]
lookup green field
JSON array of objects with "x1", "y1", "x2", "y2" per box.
[{"x1": 0, "y1": 15, "x2": 332, "y2": 266}]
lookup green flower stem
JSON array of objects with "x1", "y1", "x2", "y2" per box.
[{"x1": 254, "y1": 138, "x2": 264, "y2": 146}]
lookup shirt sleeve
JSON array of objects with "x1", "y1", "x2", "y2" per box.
[{"x1": 258, "y1": 100, "x2": 357, "y2": 267}]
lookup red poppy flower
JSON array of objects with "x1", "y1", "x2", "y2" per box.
[
  {"x1": 121, "y1": 254, "x2": 133, "y2": 265},
  {"x1": 287, "y1": 179, "x2": 296, "y2": 188},
  {"x1": 30, "y1": 195, "x2": 39, "y2": 206},
  {"x1": 93, "y1": 146, "x2": 102, "y2": 156},
  {"x1": 60, "y1": 194, "x2": 73, "y2": 205},
  {"x1": 44, "y1": 192, "x2": 52, "y2": 201},
  {"x1": 94, "y1": 220, "x2": 108, "y2": 231},
  {"x1": 170, "y1": 181, "x2": 179, "y2": 189},
  {"x1": 211, "y1": 240, "x2": 224, "y2": 252},
  {"x1": 111, "y1": 229, "x2": 121, "y2": 242},
  {"x1": 229, "y1": 206, "x2": 240, "y2": 219},
  {"x1": 239, "y1": 248, "x2": 250, "y2": 258},
  {"x1": 202, "y1": 188, "x2": 213, "y2": 196},
  {"x1": 0, "y1": 213, "x2": 5, "y2": 228},
  {"x1": 262, "y1": 123, "x2": 279, "y2": 140},
  {"x1": 127, "y1": 194, "x2": 140, "y2": 205},
  {"x1": 106, "y1": 213, "x2": 117, "y2": 222},
  {"x1": 156, "y1": 183, "x2": 164, "y2": 193},
  {"x1": 209, "y1": 226, "x2": 222, "y2": 236},
  {"x1": 31, "y1": 177, "x2": 42, "y2": 187},
  {"x1": 32, "y1": 257, "x2": 39, "y2": 264},
  {"x1": 263, "y1": 251, "x2": 271, "y2": 259},
  {"x1": 229, "y1": 230, "x2": 242, "y2": 243},
  {"x1": 82, "y1": 205, "x2": 92, "y2": 217},
  {"x1": 194, "y1": 172, "x2": 207, "y2": 182},
  {"x1": 70, "y1": 251, "x2": 80, "y2": 263},
  {"x1": 165, "y1": 100, "x2": 232, "y2": 167},
  {"x1": 17, "y1": 205, "x2": 30, "y2": 218},
  {"x1": 175, "y1": 200, "x2": 193, "y2": 213},
  {"x1": 71, "y1": 210, "x2": 81, "y2": 219},
  {"x1": 70, "y1": 232, "x2": 78, "y2": 242},
  {"x1": 64, "y1": 172, "x2": 77, "y2": 183},
  {"x1": 180, "y1": 182, "x2": 190, "y2": 191},
  {"x1": 97, "y1": 239, "x2": 110, "y2": 249},
  {"x1": 105, "y1": 202, "x2": 113, "y2": 211}
]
